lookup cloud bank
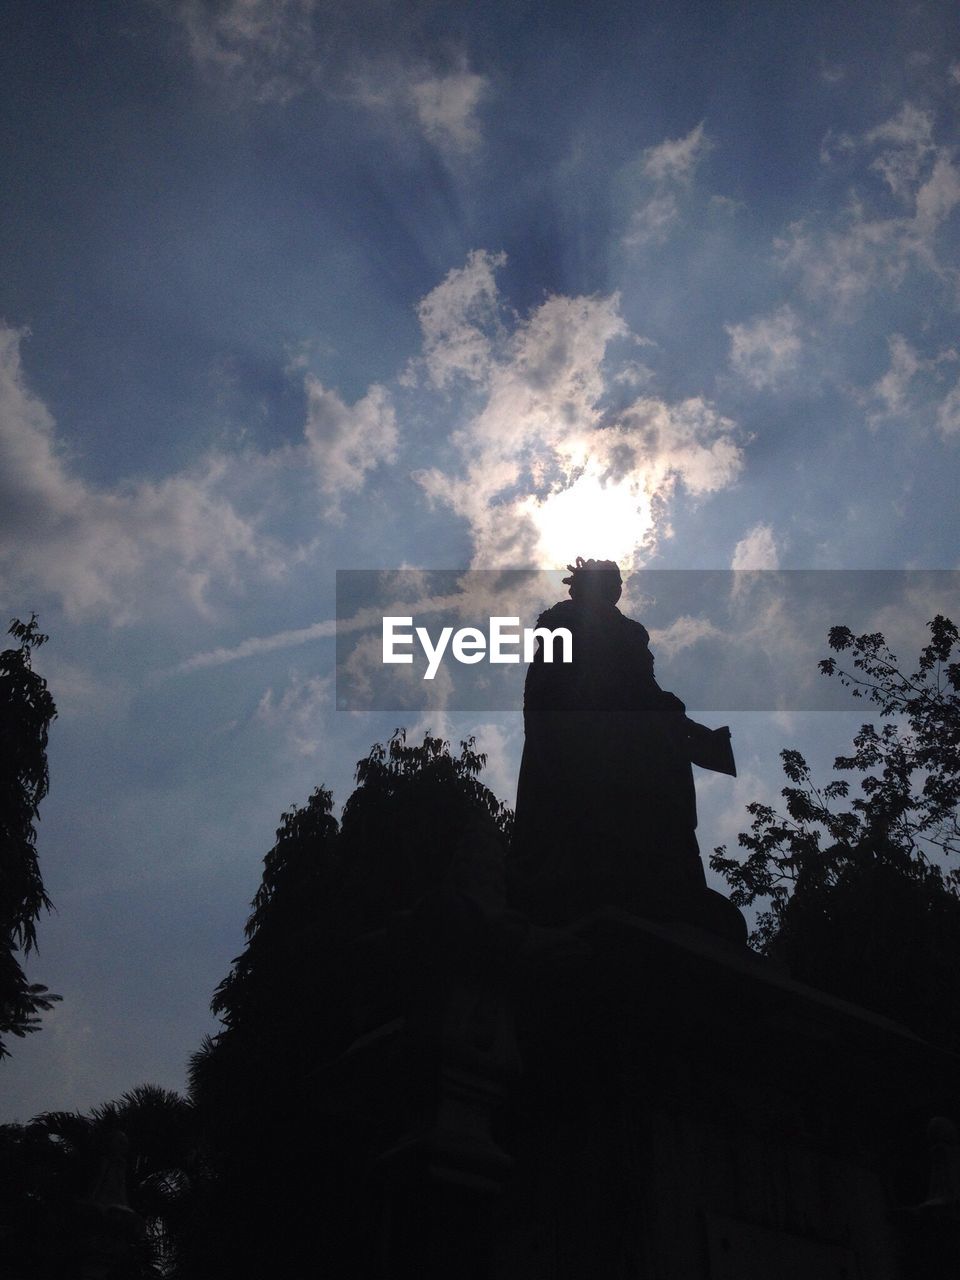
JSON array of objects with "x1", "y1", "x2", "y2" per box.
[
  {"x1": 173, "y1": 0, "x2": 489, "y2": 155},
  {"x1": 413, "y1": 251, "x2": 744, "y2": 568},
  {"x1": 0, "y1": 326, "x2": 275, "y2": 620}
]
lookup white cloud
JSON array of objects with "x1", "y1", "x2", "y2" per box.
[
  {"x1": 5, "y1": 240, "x2": 746, "y2": 632},
  {"x1": 865, "y1": 102, "x2": 933, "y2": 150},
  {"x1": 0, "y1": 321, "x2": 401, "y2": 622},
  {"x1": 819, "y1": 127, "x2": 855, "y2": 166},
  {"x1": 303, "y1": 376, "x2": 397, "y2": 510},
  {"x1": 416, "y1": 249, "x2": 506, "y2": 388},
  {"x1": 724, "y1": 585, "x2": 822, "y2": 697},
  {"x1": 0, "y1": 326, "x2": 277, "y2": 621},
  {"x1": 348, "y1": 59, "x2": 490, "y2": 157},
  {"x1": 173, "y1": 584, "x2": 485, "y2": 674},
  {"x1": 175, "y1": 0, "x2": 319, "y2": 104},
  {"x1": 174, "y1": 2, "x2": 488, "y2": 152},
  {"x1": 778, "y1": 103, "x2": 960, "y2": 312},
  {"x1": 776, "y1": 207, "x2": 903, "y2": 311},
  {"x1": 863, "y1": 333, "x2": 960, "y2": 433},
  {"x1": 936, "y1": 379, "x2": 960, "y2": 437},
  {"x1": 860, "y1": 104, "x2": 950, "y2": 226},
  {"x1": 726, "y1": 307, "x2": 802, "y2": 389},
  {"x1": 256, "y1": 671, "x2": 331, "y2": 755},
  {"x1": 413, "y1": 254, "x2": 743, "y2": 569},
  {"x1": 612, "y1": 359, "x2": 656, "y2": 389},
  {"x1": 648, "y1": 613, "x2": 724, "y2": 657},
  {"x1": 731, "y1": 524, "x2": 779, "y2": 570},
  {"x1": 641, "y1": 121, "x2": 710, "y2": 185},
  {"x1": 409, "y1": 67, "x2": 487, "y2": 154},
  {"x1": 624, "y1": 192, "x2": 681, "y2": 248},
  {"x1": 914, "y1": 151, "x2": 960, "y2": 239},
  {"x1": 175, "y1": 617, "x2": 338, "y2": 673},
  {"x1": 625, "y1": 122, "x2": 712, "y2": 248},
  {"x1": 868, "y1": 334, "x2": 924, "y2": 419},
  {"x1": 39, "y1": 657, "x2": 134, "y2": 722}
]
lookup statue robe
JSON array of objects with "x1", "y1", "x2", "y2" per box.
[{"x1": 511, "y1": 598, "x2": 730, "y2": 925}]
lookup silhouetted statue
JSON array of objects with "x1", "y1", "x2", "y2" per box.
[{"x1": 511, "y1": 558, "x2": 744, "y2": 941}]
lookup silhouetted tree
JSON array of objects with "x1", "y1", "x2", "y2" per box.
[
  {"x1": 178, "y1": 784, "x2": 342, "y2": 1277},
  {"x1": 89, "y1": 1085, "x2": 199, "y2": 1274},
  {"x1": 0, "y1": 615, "x2": 60, "y2": 1056},
  {"x1": 712, "y1": 615, "x2": 960, "y2": 1045},
  {"x1": 185, "y1": 730, "x2": 512, "y2": 1279},
  {"x1": 206, "y1": 730, "x2": 510, "y2": 1057},
  {"x1": 0, "y1": 1084, "x2": 196, "y2": 1278},
  {"x1": 211, "y1": 784, "x2": 341, "y2": 1038},
  {"x1": 338, "y1": 729, "x2": 512, "y2": 932},
  {"x1": 346, "y1": 729, "x2": 512, "y2": 842}
]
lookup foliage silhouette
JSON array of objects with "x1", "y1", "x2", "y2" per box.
[
  {"x1": 711, "y1": 615, "x2": 960, "y2": 1045},
  {"x1": 0, "y1": 1084, "x2": 197, "y2": 1278},
  {"x1": 338, "y1": 729, "x2": 512, "y2": 932},
  {"x1": 0, "y1": 615, "x2": 60, "y2": 1056},
  {"x1": 185, "y1": 782, "x2": 343, "y2": 1277},
  {"x1": 182, "y1": 729, "x2": 513, "y2": 1280},
  {"x1": 211, "y1": 784, "x2": 340, "y2": 1036}
]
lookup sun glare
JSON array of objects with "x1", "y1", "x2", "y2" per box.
[{"x1": 524, "y1": 469, "x2": 654, "y2": 568}]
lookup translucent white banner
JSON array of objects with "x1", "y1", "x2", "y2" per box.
[{"x1": 335, "y1": 569, "x2": 960, "y2": 712}]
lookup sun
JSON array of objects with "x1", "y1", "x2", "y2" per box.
[{"x1": 522, "y1": 467, "x2": 654, "y2": 568}]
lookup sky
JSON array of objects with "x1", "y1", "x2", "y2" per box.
[{"x1": 1, "y1": 0, "x2": 959, "y2": 1121}]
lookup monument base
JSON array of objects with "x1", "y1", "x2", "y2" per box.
[{"x1": 333, "y1": 906, "x2": 960, "y2": 1279}]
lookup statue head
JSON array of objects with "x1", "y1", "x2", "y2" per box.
[{"x1": 562, "y1": 557, "x2": 623, "y2": 605}]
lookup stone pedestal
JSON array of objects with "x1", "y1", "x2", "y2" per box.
[
  {"x1": 325, "y1": 907, "x2": 959, "y2": 1278},
  {"x1": 493, "y1": 908, "x2": 960, "y2": 1280}
]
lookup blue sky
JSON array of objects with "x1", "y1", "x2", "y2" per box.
[{"x1": 2, "y1": 0, "x2": 959, "y2": 1119}]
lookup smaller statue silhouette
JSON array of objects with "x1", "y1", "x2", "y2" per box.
[{"x1": 511, "y1": 558, "x2": 743, "y2": 941}]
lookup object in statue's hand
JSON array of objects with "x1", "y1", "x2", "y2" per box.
[{"x1": 685, "y1": 720, "x2": 736, "y2": 776}]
